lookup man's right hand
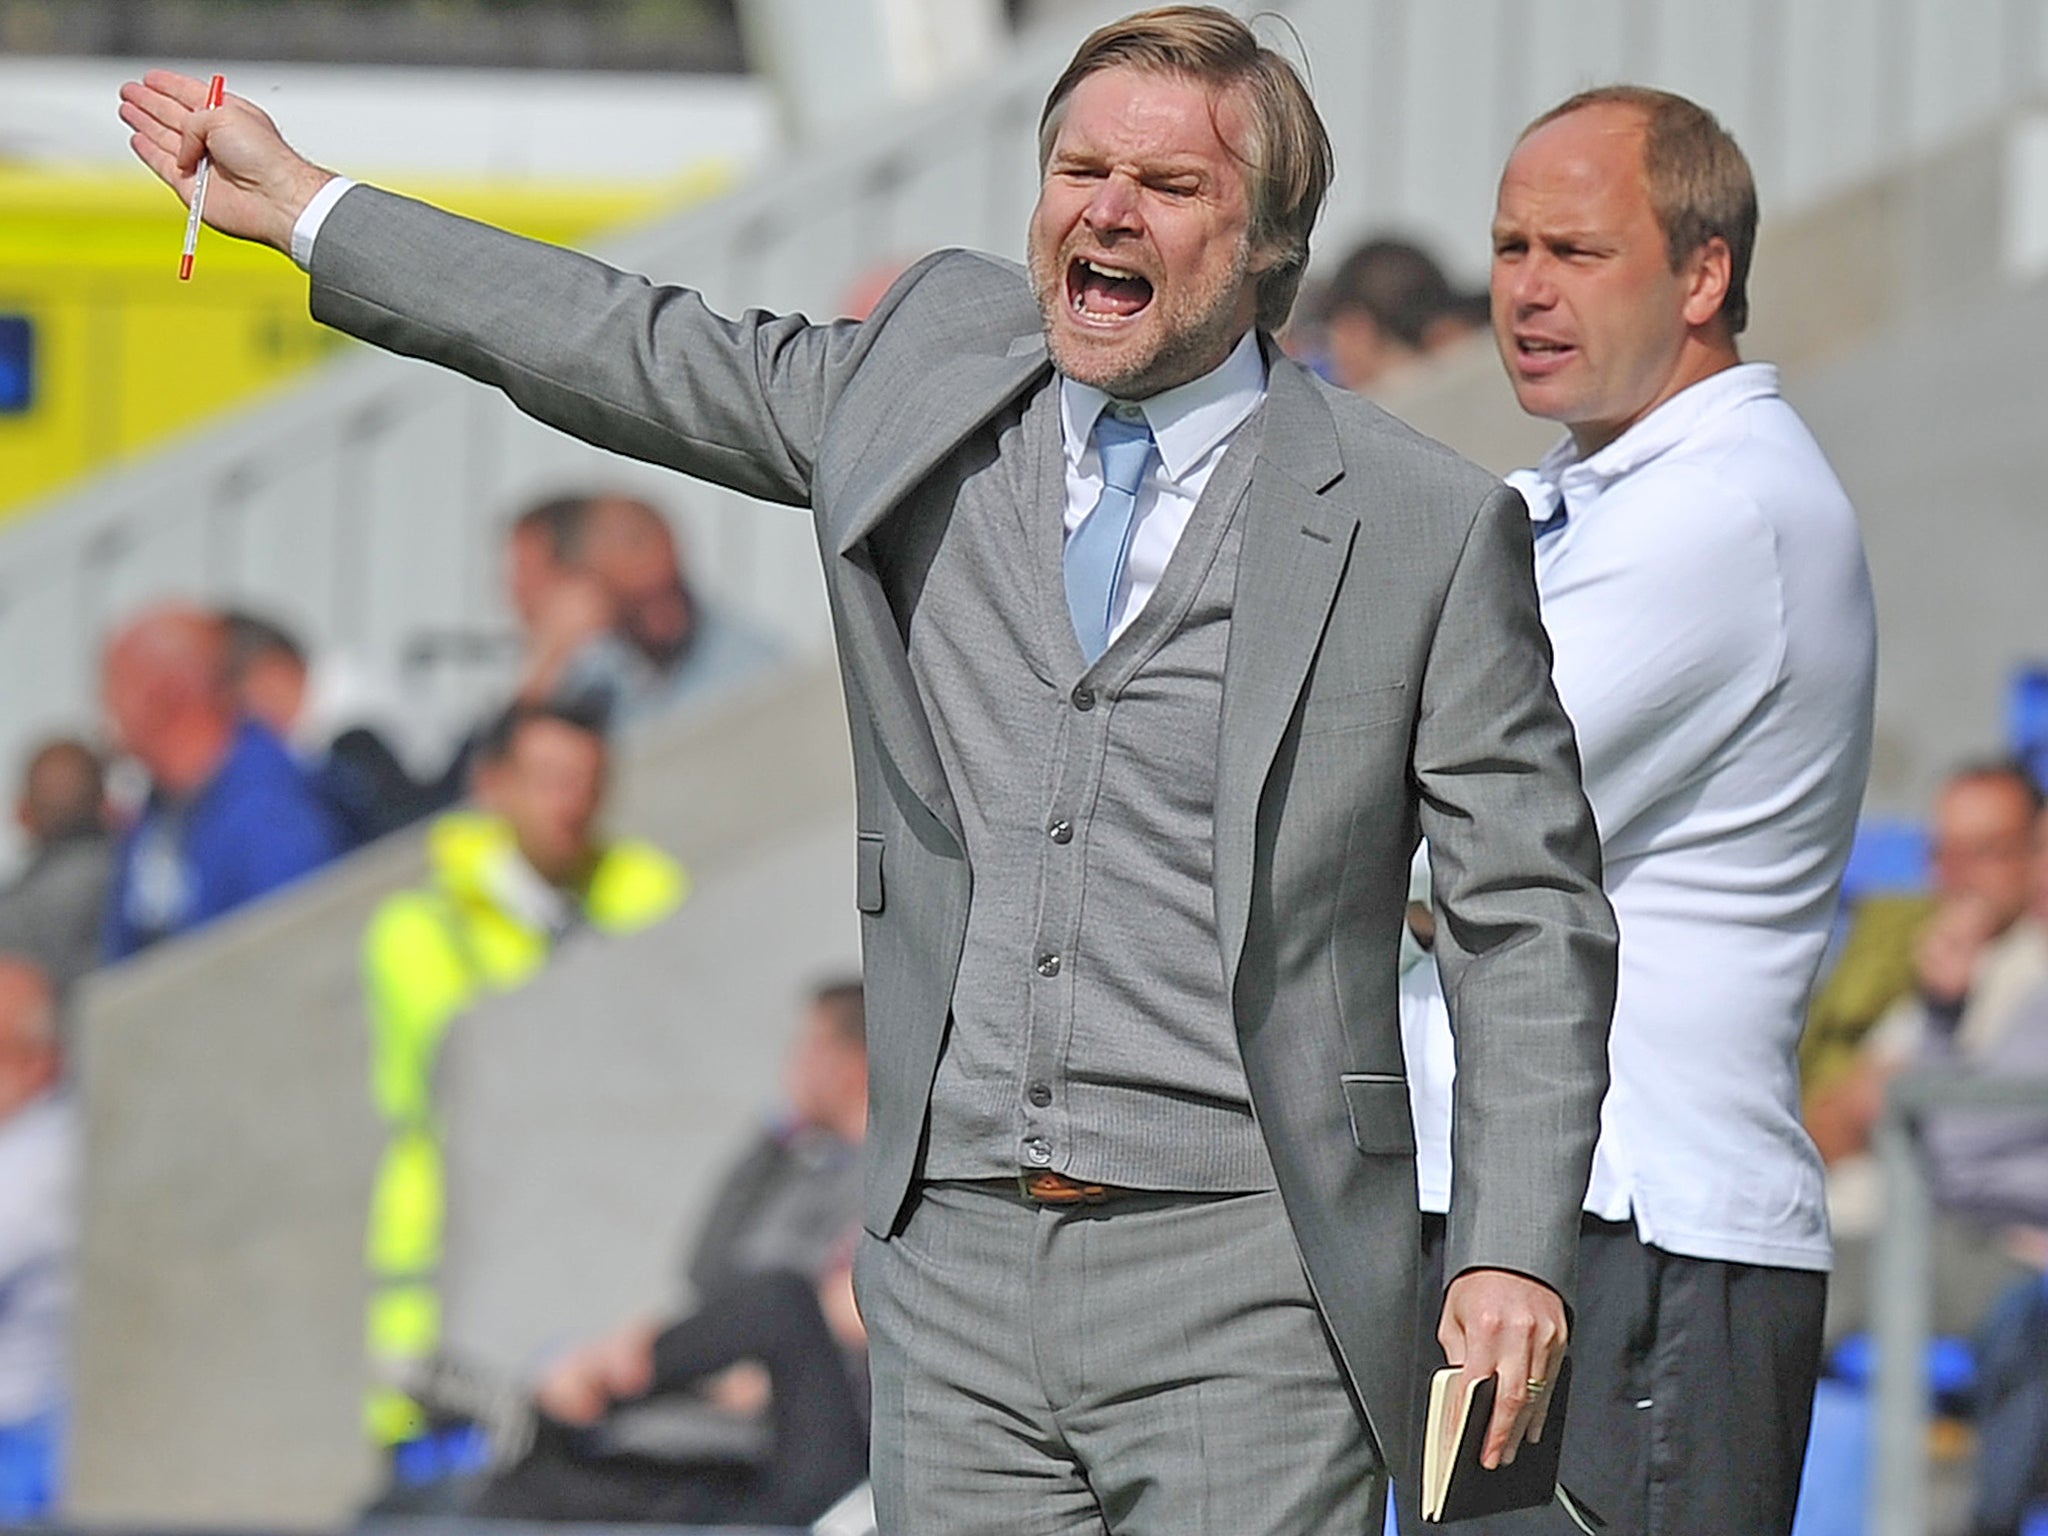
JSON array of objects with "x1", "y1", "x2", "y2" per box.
[
  {"x1": 1915, "y1": 893, "x2": 1998, "y2": 1010},
  {"x1": 117, "y1": 70, "x2": 336, "y2": 256}
]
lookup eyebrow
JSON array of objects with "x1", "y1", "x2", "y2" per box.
[{"x1": 1049, "y1": 142, "x2": 1213, "y2": 178}]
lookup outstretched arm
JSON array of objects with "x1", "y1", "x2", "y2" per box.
[{"x1": 119, "y1": 70, "x2": 335, "y2": 255}]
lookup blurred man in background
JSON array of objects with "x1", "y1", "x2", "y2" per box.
[
  {"x1": 0, "y1": 959, "x2": 74, "y2": 1523},
  {"x1": 1807, "y1": 762, "x2": 2045, "y2": 1159},
  {"x1": 552, "y1": 494, "x2": 782, "y2": 728},
  {"x1": 100, "y1": 604, "x2": 347, "y2": 962},
  {"x1": 472, "y1": 979, "x2": 870, "y2": 1526},
  {"x1": 0, "y1": 740, "x2": 113, "y2": 1001},
  {"x1": 674, "y1": 977, "x2": 868, "y2": 1304},
  {"x1": 1811, "y1": 764, "x2": 2048, "y2": 1345},
  {"x1": 1903, "y1": 797, "x2": 2048, "y2": 1536},
  {"x1": 1312, "y1": 236, "x2": 1487, "y2": 395},
  {"x1": 360, "y1": 700, "x2": 685, "y2": 1461},
  {"x1": 431, "y1": 493, "x2": 780, "y2": 806},
  {"x1": 501, "y1": 497, "x2": 617, "y2": 717},
  {"x1": 224, "y1": 608, "x2": 432, "y2": 845}
]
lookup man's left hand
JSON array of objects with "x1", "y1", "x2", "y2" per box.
[{"x1": 1437, "y1": 1268, "x2": 1569, "y2": 1470}]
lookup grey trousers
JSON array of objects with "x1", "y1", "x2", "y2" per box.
[{"x1": 855, "y1": 1181, "x2": 1386, "y2": 1535}]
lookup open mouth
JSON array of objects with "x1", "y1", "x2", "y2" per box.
[
  {"x1": 1513, "y1": 335, "x2": 1579, "y2": 377},
  {"x1": 1066, "y1": 257, "x2": 1155, "y2": 323}
]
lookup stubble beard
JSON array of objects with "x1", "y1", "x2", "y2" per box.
[{"x1": 1028, "y1": 234, "x2": 1256, "y2": 400}]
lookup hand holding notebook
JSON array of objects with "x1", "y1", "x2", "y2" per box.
[{"x1": 1419, "y1": 1355, "x2": 1601, "y2": 1530}]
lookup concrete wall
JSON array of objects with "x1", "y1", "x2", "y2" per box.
[
  {"x1": 1796, "y1": 272, "x2": 2048, "y2": 813},
  {"x1": 64, "y1": 663, "x2": 857, "y2": 1527}
]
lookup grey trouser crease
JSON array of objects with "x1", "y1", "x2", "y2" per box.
[{"x1": 856, "y1": 1181, "x2": 1385, "y2": 1535}]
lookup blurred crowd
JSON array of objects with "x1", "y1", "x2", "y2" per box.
[
  {"x1": 0, "y1": 488, "x2": 783, "y2": 1522},
  {"x1": 2, "y1": 226, "x2": 2045, "y2": 1532},
  {"x1": 1801, "y1": 761, "x2": 2048, "y2": 1536}
]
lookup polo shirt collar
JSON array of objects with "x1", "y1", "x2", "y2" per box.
[
  {"x1": 1518, "y1": 362, "x2": 1782, "y2": 525},
  {"x1": 1059, "y1": 328, "x2": 1268, "y2": 481}
]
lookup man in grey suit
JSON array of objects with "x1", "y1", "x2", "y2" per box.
[{"x1": 123, "y1": 9, "x2": 1617, "y2": 1531}]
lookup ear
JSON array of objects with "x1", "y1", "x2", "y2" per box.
[{"x1": 1680, "y1": 236, "x2": 1733, "y2": 330}]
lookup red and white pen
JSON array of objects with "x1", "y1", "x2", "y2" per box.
[{"x1": 178, "y1": 73, "x2": 226, "y2": 281}]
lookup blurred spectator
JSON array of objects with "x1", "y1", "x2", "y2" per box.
[
  {"x1": 99, "y1": 604, "x2": 348, "y2": 962},
  {"x1": 469, "y1": 980, "x2": 870, "y2": 1526},
  {"x1": 0, "y1": 740, "x2": 113, "y2": 1000},
  {"x1": 1915, "y1": 842, "x2": 2048, "y2": 1536},
  {"x1": 1314, "y1": 236, "x2": 1488, "y2": 394},
  {"x1": 1807, "y1": 762, "x2": 2045, "y2": 1163},
  {"x1": 429, "y1": 493, "x2": 779, "y2": 807},
  {"x1": 0, "y1": 959, "x2": 74, "y2": 1523},
  {"x1": 361, "y1": 700, "x2": 687, "y2": 1455},
  {"x1": 475, "y1": 1269, "x2": 868, "y2": 1527},
  {"x1": 223, "y1": 609, "x2": 432, "y2": 845},
  {"x1": 505, "y1": 496, "x2": 592, "y2": 639},
  {"x1": 683, "y1": 978, "x2": 868, "y2": 1302},
  {"x1": 1815, "y1": 766, "x2": 2048, "y2": 1349},
  {"x1": 554, "y1": 494, "x2": 782, "y2": 728},
  {"x1": 421, "y1": 499, "x2": 615, "y2": 810},
  {"x1": 503, "y1": 497, "x2": 618, "y2": 717}
]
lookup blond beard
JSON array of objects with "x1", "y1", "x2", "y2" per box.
[{"x1": 1028, "y1": 235, "x2": 1258, "y2": 399}]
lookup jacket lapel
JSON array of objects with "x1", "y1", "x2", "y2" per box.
[
  {"x1": 827, "y1": 334, "x2": 1051, "y2": 845},
  {"x1": 1214, "y1": 357, "x2": 1356, "y2": 987},
  {"x1": 833, "y1": 335, "x2": 1049, "y2": 556}
]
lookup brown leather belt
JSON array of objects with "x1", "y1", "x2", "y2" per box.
[{"x1": 1018, "y1": 1169, "x2": 1132, "y2": 1204}]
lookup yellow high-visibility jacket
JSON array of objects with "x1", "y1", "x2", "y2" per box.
[{"x1": 360, "y1": 811, "x2": 685, "y2": 1444}]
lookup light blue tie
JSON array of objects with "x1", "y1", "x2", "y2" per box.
[{"x1": 1065, "y1": 411, "x2": 1156, "y2": 663}]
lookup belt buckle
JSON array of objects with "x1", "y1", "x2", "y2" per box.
[{"x1": 1019, "y1": 1169, "x2": 1110, "y2": 1205}]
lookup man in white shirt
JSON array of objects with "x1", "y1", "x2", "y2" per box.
[{"x1": 1399, "y1": 87, "x2": 1876, "y2": 1535}]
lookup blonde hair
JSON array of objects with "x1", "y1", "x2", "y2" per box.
[
  {"x1": 1524, "y1": 85, "x2": 1758, "y2": 335},
  {"x1": 1038, "y1": 5, "x2": 1332, "y2": 332}
]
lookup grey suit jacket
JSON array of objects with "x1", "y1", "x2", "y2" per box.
[{"x1": 312, "y1": 188, "x2": 1618, "y2": 1469}]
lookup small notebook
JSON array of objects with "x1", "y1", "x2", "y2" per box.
[{"x1": 1420, "y1": 1354, "x2": 1582, "y2": 1526}]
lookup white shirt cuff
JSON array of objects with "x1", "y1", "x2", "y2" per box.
[{"x1": 290, "y1": 176, "x2": 357, "y2": 270}]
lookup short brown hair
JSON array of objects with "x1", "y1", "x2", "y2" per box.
[
  {"x1": 1038, "y1": 5, "x2": 1333, "y2": 333},
  {"x1": 1525, "y1": 86, "x2": 1758, "y2": 335}
]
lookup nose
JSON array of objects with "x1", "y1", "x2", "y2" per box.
[
  {"x1": 1083, "y1": 173, "x2": 1142, "y2": 238},
  {"x1": 1501, "y1": 252, "x2": 1555, "y2": 314}
]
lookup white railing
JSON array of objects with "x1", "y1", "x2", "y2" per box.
[{"x1": 3, "y1": 0, "x2": 2041, "y2": 863}]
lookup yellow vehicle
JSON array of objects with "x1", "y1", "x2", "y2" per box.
[{"x1": 0, "y1": 163, "x2": 728, "y2": 524}]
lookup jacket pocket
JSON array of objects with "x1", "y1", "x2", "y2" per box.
[
  {"x1": 1340, "y1": 1073, "x2": 1416, "y2": 1155},
  {"x1": 856, "y1": 833, "x2": 885, "y2": 914},
  {"x1": 1297, "y1": 680, "x2": 1410, "y2": 738}
]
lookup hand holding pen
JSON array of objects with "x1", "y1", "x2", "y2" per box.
[
  {"x1": 119, "y1": 70, "x2": 339, "y2": 260},
  {"x1": 178, "y1": 74, "x2": 224, "y2": 279}
]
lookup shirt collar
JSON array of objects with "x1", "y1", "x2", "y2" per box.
[
  {"x1": 1518, "y1": 362, "x2": 1782, "y2": 524},
  {"x1": 1059, "y1": 329, "x2": 1268, "y2": 482}
]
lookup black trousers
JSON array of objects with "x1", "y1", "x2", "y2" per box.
[
  {"x1": 1395, "y1": 1214, "x2": 1826, "y2": 1536},
  {"x1": 472, "y1": 1270, "x2": 868, "y2": 1527}
]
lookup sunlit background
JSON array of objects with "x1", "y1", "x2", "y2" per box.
[{"x1": 0, "y1": 3, "x2": 2045, "y2": 1533}]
